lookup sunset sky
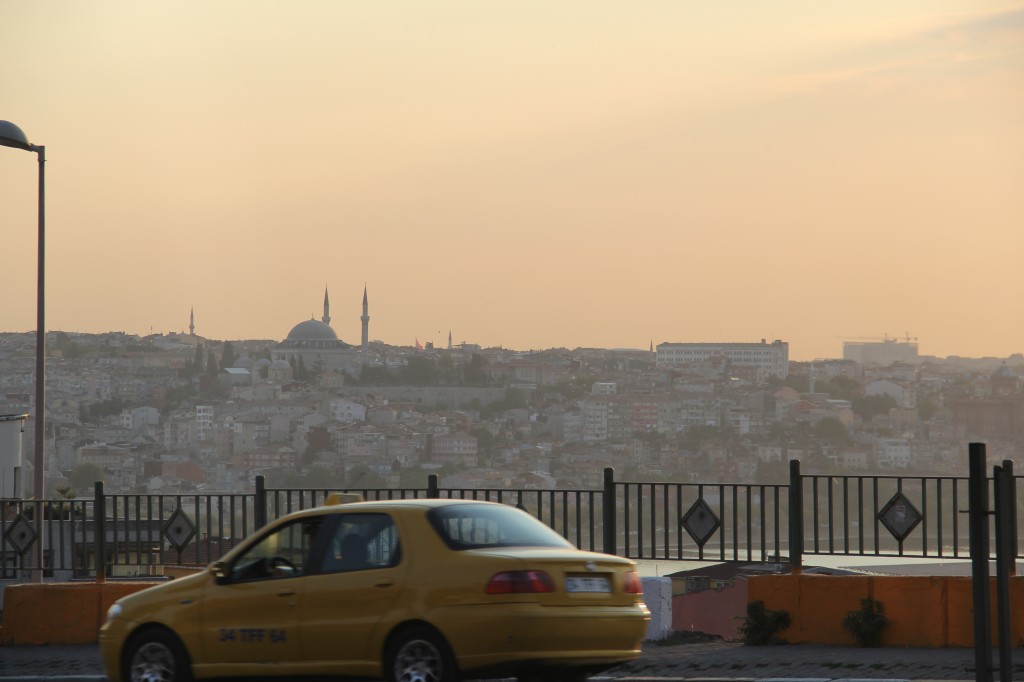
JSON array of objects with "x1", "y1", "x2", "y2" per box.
[{"x1": 2, "y1": 1, "x2": 1022, "y2": 360}]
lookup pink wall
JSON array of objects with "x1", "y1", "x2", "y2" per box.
[{"x1": 672, "y1": 577, "x2": 748, "y2": 640}]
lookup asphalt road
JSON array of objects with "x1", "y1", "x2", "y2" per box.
[{"x1": 0, "y1": 639, "x2": 1006, "y2": 681}]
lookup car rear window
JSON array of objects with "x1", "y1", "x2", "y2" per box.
[{"x1": 428, "y1": 503, "x2": 573, "y2": 550}]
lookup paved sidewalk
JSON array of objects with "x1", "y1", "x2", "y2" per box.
[
  {"x1": 0, "y1": 643, "x2": 104, "y2": 682},
  {"x1": 600, "y1": 639, "x2": 997, "y2": 680},
  {"x1": 0, "y1": 639, "x2": 1013, "y2": 681}
]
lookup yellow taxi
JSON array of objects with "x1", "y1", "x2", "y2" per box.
[{"x1": 100, "y1": 498, "x2": 650, "y2": 682}]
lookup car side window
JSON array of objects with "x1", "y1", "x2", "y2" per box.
[
  {"x1": 428, "y1": 503, "x2": 573, "y2": 550},
  {"x1": 227, "y1": 516, "x2": 324, "y2": 582},
  {"x1": 318, "y1": 513, "x2": 399, "y2": 573}
]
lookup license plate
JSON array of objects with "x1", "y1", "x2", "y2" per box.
[{"x1": 565, "y1": 575, "x2": 611, "y2": 593}]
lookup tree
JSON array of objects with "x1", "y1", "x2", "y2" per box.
[
  {"x1": 463, "y1": 353, "x2": 488, "y2": 386},
  {"x1": 359, "y1": 364, "x2": 391, "y2": 385},
  {"x1": 470, "y1": 427, "x2": 496, "y2": 459},
  {"x1": 680, "y1": 425, "x2": 722, "y2": 452},
  {"x1": 552, "y1": 375, "x2": 592, "y2": 400},
  {"x1": 503, "y1": 387, "x2": 527, "y2": 409},
  {"x1": 917, "y1": 395, "x2": 939, "y2": 421},
  {"x1": 206, "y1": 349, "x2": 219, "y2": 378},
  {"x1": 221, "y1": 341, "x2": 237, "y2": 369},
  {"x1": 853, "y1": 394, "x2": 897, "y2": 421},
  {"x1": 345, "y1": 465, "x2": 386, "y2": 489},
  {"x1": 437, "y1": 355, "x2": 457, "y2": 385},
  {"x1": 69, "y1": 462, "x2": 104, "y2": 491},
  {"x1": 813, "y1": 417, "x2": 850, "y2": 444},
  {"x1": 402, "y1": 356, "x2": 436, "y2": 386},
  {"x1": 161, "y1": 382, "x2": 197, "y2": 415},
  {"x1": 86, "y1": 397, "x2": 125, "y2": 419},
  {"x1": 192, "y1": 343, "x2": 205, "y2": 375}
]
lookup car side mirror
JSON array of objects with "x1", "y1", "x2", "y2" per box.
[{"x1": 210, "y1": 561, "x2": 227, "y2": 582}]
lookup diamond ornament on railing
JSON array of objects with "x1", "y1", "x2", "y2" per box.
[
  {"x1": 162, "y1": 507, "x2": 196, "y2": 551},
  {"x1": 682, "y1": 498, "x2": 720, "y2": 547},
  {"x1": 878, "y1": 491, "x2": 922, "y2": 543},
  {"x1": 3, "y1": 514, "x2": 37, "y2": 555}
]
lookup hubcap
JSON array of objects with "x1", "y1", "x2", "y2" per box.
[
  {"x1": 395, "y1": 638, "x2": 443, "y2": 682},
  {"x1": 130, "y1": 641, "x2": 176, "y2": 682}
]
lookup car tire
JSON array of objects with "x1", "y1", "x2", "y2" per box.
[
  {"x1": 385, "y1": 625, "x2": 458, "y2": 682},
  {"x1": 122, "y1": 628, "x2": 193, "y2": 682}
]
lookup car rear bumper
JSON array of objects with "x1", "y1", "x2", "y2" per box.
[{"x1": 431, "y1": 602, "x2": 650, "y2": 674}]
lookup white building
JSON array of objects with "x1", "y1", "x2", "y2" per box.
[
  {"x1": 196, "y1": 405, "x2": 214, "y2": 439},
  {"x1": 876, "y1": 438, "x2": 911, "y2": 469},
  {"x1": 840, "y1": 449, "x2": 871, "y2": 470},
  {"x1": 330, "y1": 398, "x2": 367, "y2": 423},
  {"x1": 581, "y1": 398, "x2": 610, "y2": 443},
  {"x1": 163, "y1": 417, "x2": 196, "y2": 450},
  {"x1": 656, "y1": 340, "x2": 789, "y2": 378},
  {"x1": 865, "y1": 379, "x2": 917, "y2": 409},
  {"x1": 432, "y1": 432, "x2": 478, "y2": 467},
  {"x1": 0, "y1": 413, "x2": 28, "y2": 498},
  {"x1": 843, "y1": 339, "x2": 918, "y2": 366},
  {"x1": 120, "y1": 406, "x2": 160, "y2": 433}
]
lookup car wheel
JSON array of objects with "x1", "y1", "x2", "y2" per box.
[
  {"x1": 123, "y1": 628, "x2": 193, "y2": 682},
  {"x1": 386, "y1": 625, "x2": 458, "y2": 682}
]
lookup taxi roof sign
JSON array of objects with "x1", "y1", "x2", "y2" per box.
[{"x1": 325, "y1": 492, "x2": 364, "y2": 506}]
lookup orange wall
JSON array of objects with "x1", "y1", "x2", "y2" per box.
[
  {"x1": 1, "y1": 582, "x2": 159, "y2": 645},
  {"x1": 748, "y1": 574, "x2": 1021, "y2": 647}
]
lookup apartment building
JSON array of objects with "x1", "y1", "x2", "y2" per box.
[{"x1": 656, "y1": 340, "x2": 789, "y2": 379}]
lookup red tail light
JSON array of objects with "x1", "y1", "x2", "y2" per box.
[
  {"x1": 486, "y1": 570, "x2": 556, "y2": 594},
  {"x1": 623, "y1": 570, "x2": 643, "y2": 594}
]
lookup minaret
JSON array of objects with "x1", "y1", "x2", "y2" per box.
[
  {"x1": 322, "y1": 286, "x2": 331, "y2": 326},
  {"x1": 189, "y1": 307, "x2": 195, "y2": 336},
  {"x1": 361, "y1": 286, "x2": 370, "y2": 355}
]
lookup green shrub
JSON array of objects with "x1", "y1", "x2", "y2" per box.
[
  {"x1": 843, "y1": 598, "x2": 888, "y2": 647},
  {"x1": 739, "y1": 600, "x2": 791, "y2": 645}
]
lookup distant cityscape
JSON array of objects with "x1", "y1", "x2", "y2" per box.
[{"x1": 1, "y1": 287, "x2": 1023, "y2": 498}]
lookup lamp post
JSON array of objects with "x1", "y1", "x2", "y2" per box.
[{"x1": 0, "y1": 120, "x2": 46, "y2": 583}]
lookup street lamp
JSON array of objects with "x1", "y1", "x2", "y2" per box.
[{"x1": 0, "y1": 120, "x2": 46, "y2": 583}]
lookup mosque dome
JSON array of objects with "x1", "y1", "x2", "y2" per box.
[
  {"x1": 278, "y1": 317, "x2": 351, "y2": 351},
  {"x1": 271, "y1": 359, "x2": 291, "y2": 369},
  {"x1": 233, "y1": 355, "x2": 254, "y2": 369},
  {"x1": 286, "y1": 319, "x2": 339, "y2": 342},
  {"x1": 993, "y1": 362, "x2": 1016, "y2": 378},
  {"x1": 254, "y1": 358, "x2": 272, "y2": 369}
]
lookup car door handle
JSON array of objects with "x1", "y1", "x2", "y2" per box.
[
  {"x1": 277, "y1": 588, "x2": 296, "y2": 597},
  {"x1": 374, "y1": 579, "x2": 395, "y2": 588}
]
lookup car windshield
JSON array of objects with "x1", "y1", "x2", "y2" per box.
[{"x1": 428, "y1": 503, "x2": 573, "y2": 550}]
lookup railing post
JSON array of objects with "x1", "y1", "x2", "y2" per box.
[
  {"x1": 94, "y1": 481, "x2": 106, "y2": 584},
  {"x1": 603, "y1": 467, "x2": 616, "y2": 555},
  {"x1": 788, "y1": 459, "x2": 803, "y2": 574},
  {"x1": 968, "y1": 443, "x2": 993, "y2": 682},
  {"x1": 993, "y1": 461, "x2": 1013, "y2": 682},
  {"x1": 427, "y1": 474, "x2": 439, "y2": 499},
  {"x1": 254, "y1": 475, "x2": 267, "y2": 530},
  {"x1": 1002, "y1": 459, "x2": 1017, "y2": 575}
]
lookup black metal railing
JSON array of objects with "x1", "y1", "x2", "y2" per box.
[{"x1": 1, "y1": 447, "x2": 1018, "y2": 581}]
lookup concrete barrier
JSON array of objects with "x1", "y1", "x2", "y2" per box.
[
  {"x1": 0, "y1": 581, "x2": 160, "y2": 645},
  {"x1": 641, "y1": 576, "x2": 672, "y2": 640},
  {"x1": 748, "y1": 574, "x2": 1021, "y2": 647}
]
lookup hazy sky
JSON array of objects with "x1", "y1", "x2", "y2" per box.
[{"x1": 2, "y1": 1, "x2": 1022, "y2": 360}]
